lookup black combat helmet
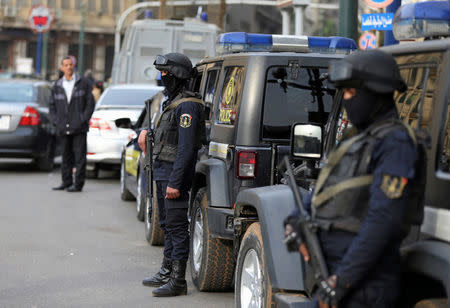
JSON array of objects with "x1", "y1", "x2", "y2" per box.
[
  {"x1": 153, "y1": 53, "x2": 194, "y2": 80},
  {"x1": 329, "y1": 49, "x2": 407, "y2": 94}
]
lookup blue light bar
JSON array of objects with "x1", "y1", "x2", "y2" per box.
[
  {"x1": 393, "y1": 1, "x2": 450, "y2": 40},
  {"x1": 216, "y1": 32, "x2": 357, "y2": 55}
]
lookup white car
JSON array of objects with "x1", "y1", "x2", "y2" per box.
[{"x1": 86, "y1": 84, "x2": 163, "y2": 178}]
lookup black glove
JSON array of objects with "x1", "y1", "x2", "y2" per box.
[
  {"x1": 283, "y1": 215, "x2": 303, "y2": 253},
  {"x1": 317, "y1": 275, "x2": 346, "y2": 307}
]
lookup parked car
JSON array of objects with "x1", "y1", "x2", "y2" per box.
[
  {"x1": 0, "y1": 79, "x2": 59, "y2": 171},
  {"x1": 86, "y1": 84, "x2": 163, "y2": 178}
]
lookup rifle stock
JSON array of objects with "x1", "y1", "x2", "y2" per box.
[{"x1": 283, "y1": 156, "x2": 329, "y2": 293}]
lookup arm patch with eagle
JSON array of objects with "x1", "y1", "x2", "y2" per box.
[
  {"x1": 180, "y1": 113, "x2": 192, "y2": 128},
  {"x1": 380, "y1": 175, "x2": 408, "y2": 199}
]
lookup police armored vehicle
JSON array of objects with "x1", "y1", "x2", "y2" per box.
[
  {"x1": 111, "y1": 18, "x2": 218, "y2": 85},
  {"x1": 142, "y1": 31, "x2": 357, "y2": 296},
  {"x1": 233, "y1": 1, "x2": 449, "y2": 307}
]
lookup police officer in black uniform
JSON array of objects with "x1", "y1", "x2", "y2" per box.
[
  {"x1": 138, "y1": 53, "x2": 205, "y2": 297},
  {"x1": 285, "y1": 49, "x2": 424, "y2": 308}
]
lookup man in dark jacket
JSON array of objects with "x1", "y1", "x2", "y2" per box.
[
  {"x1": 138, "y1": 53, "x2": 205, "y2": 297},
  {"x1": 50, "y1": 55, "x2": 95, "y2": 192}
]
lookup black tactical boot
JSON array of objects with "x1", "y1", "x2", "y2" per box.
[
  {"x1": 142, "y1": 258, "x2": 172, "y2": 287},
  {"x1": 152, "y1": 260, "x2": 187, "y2": 297}
]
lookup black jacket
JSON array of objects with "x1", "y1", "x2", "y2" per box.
[{"x1": 49, "y1": 74, "x2": 95, "y2": 136}]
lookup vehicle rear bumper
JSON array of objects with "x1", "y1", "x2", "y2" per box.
[
  {"x1": 0, "y1": 126, "x2": 45, "y2": 158},
  {"x1": 87, "y1": 133, "x2": 127, "y2": 165}
]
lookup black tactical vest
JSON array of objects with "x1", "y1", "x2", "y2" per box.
[
  {"x1": 311, "y1": 119, "x2": 422, "y2": 234},
  {"x1": 153, "y1": 95, "x2": 205, "y2": 163}
]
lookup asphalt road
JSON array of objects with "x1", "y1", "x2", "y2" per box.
[{"x1": 0, "y1": 160, "x2": 234, "y2": 308}]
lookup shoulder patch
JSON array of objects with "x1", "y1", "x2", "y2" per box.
[
  {"x1": 179, "y1": 113, "x2": 192, "y2": 128},
  {"x1": 380, "y1": 175, "x2": 408, "y2": 199}
]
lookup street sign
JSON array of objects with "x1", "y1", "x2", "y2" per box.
[
  {"x1": 361, "y1": 13, "x2": 394, "y2": 31},
  {"x1": 28, "y1": 5, "x2": 54, "y2": 33},
  {"x1": 365, "y1": 0, "x2": 394, "y2": 9},
  {"x1": 359, "y1": 32, "x2": 377, "y2": 50}
]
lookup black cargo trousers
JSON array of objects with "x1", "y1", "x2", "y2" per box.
[
  {"x1": 61, "y1": 132, "x2": 87, "y2": 189},
  {"x1": 155, "y1": 180, "x2": 189, "y2": 261}
]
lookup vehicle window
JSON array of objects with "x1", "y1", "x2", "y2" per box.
[
  {"x1": 334, "y1": 107, "x2": 354, "y2": 145},
  {"x1": 263, "y1": 66, "x2": 334, "y2": 140},
  {"x1": 438, "y1": 92, "x2": 450, "y2": 173},
  {"x1": 37, "y1": 86, "x2": 51, "y2": 107},
  {"x1": 98, "y1": 88, "x2": 160, "y2": 107},
  {"x1": 217, "y1": 66, "x2": 245, "y2": 125},
  {"x1": 395, "y1": 52, "x2": 442, "y2": 130},
  {"x1": 203, "y1": 69, "x2": 220, "y2": 121},
  {"x1": 0, "y1": 84, "x2": 34, "y2": 102}
]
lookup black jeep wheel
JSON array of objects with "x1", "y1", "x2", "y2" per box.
[
  {"x1": 189, "y1": 188, "x2": 235, "y2": 291},
  {"x1": 145, "y1": 181, "x2": 164, "y2": 246},
  {"x1": 235, "y1": 222, "x2": 273, "y2": 308}
]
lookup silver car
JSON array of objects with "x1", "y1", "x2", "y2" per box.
[{"x1": 86, "y1": 84, "x2": 163, "y2": 178}]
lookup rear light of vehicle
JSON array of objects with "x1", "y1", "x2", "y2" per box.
[
  {"x1": 19, "y1": 106, "x2": 41, "y2": 126},
  {"x1": 89, "y1": 117, "x2": 111, "y2": 130},
  {"x1": 236, "y1": 151, "x2": 257, "y2": 179}
]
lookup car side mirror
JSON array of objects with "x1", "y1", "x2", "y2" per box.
[
  {"x1": 115, "y1": 117, "x2": 132, "y2": 129},
  {"x1": 291, "y1": 123, "x2": 323, "y2": 160}
]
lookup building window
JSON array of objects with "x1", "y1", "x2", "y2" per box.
[
  {"x1": 47, "y1": 0, "x2": 56, "y2": 8},
  {"x1": 101, "y1": 0, "x2": 108, "y2": 13},
  {"x1": 113, "y1": 0, "x2": 120, "y2": 14},
  {"x1": 61, "y1": 0, "x2": 70, "y2": 9},
  {"x1": 17, "y1": 0, "x2": 28, "y2": 8},
  {"x1": 88, "y1": 0, "x2": 96, "y2": 11}
]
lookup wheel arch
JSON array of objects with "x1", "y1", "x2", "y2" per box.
[
  {"x1": 401, "y1": 240, "x2": 450, "y2": 305},
  {"x1": 235, "y1": 185, "x2": 307, "y2": 293},
  {"x1": 191, "y1": 158, "x2": 231, "y2": 210}
]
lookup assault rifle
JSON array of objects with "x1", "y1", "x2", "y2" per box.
[
  {"x1": 144, "y1": 99, "x2": 154, "y2": 204},
  {"x1": 283, "y1": 156, "x2": 329, "y2": 294}
]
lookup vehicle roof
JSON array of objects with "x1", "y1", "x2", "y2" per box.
[
  {"x1": 197, "y1": 51, "x2": 348, "y2": 66},
  {"x1": 380, "y1": 37, "x2": 450, "y2": 55},
  {"x1": 0, "y1": 79, "x2": 49, "y2": 86},
  {"x1": 106, "y1": 84, "x2": 164, "y2": 91}
]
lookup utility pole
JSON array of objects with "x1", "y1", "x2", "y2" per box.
[
  {"x1": 338, "y1": 0, "x2": 358, "y2": 42},
  {"x1": 78, "y1": 1, "x2": 86, "y2": 75},
  {"x1": 41, "y1": 31, "x2": 48, "y2": 79}
]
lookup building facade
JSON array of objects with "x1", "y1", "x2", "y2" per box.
[{"x1": 0, "y1": 0, "x2": 138, "y2": 80}]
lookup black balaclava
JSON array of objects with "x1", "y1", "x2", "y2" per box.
[
  {"x1": 343, "y1": 89, "x2": 394, "y2": 131},
  {"x1": 161, "y1": 74, "x2": 185, "y2": 99}
]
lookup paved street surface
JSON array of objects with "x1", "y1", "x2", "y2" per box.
[{"x1": 0, "y1": 160, "x2": 234, "y2": 308}]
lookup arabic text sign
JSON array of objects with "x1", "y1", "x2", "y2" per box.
[{"x1": 361, "y1": 13, "x2": 394, "y2": 31}]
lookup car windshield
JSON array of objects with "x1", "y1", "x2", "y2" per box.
[
  {"x1": 263, "y1": 66, "x2": 335, "y2": 140},
  {"x1": 0, "y1": 84, "x2": 35, "y2": 102},
  {"x1": 98, "y1": 88, "x2": 160, "y2": 107}
]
